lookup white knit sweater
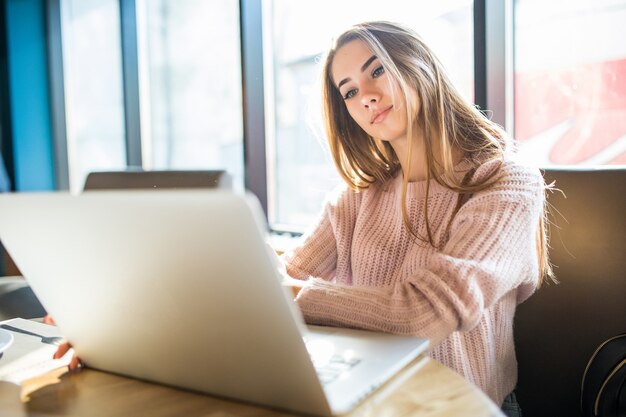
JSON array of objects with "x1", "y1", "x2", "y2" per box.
[{"x1": 280, "y1": 158, "x2": 545, "y2": 405}]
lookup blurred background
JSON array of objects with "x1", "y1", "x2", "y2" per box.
[{"x1": 0, "y1": 0, "x2": 624, "y2": 233}]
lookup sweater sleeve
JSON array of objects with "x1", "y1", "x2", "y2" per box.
[
  {"x1": 280, "y1": 184, "x2": 359, "y2": 281},
  {"x1": 294, "y1": 163, "x2": 545, "y2": 345}
]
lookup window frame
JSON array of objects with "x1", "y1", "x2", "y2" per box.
[{"x1": 36, "y1": 0, "x2": 508, "y2": 228}]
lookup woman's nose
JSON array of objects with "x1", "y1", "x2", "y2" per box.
[{"x1": 361, "y1": 90, "x2": 381, "y2": 107}]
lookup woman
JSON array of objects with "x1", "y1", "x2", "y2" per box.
[
  {"x1": 56, "y1": 20, "x2": 549, "y2": 416},
  {"x1": 278, "y1": 21, "x2": 552, "y2": 416}
]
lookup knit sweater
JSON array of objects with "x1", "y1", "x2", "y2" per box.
[{"x1": 280, "y1": 157, "x2": 545, "y2": 406}]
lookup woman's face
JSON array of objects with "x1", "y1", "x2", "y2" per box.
[{"x1": 331, "y1": 39, "x2": 418, "y2": 143}]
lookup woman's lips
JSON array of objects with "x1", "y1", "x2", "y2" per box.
[{"x1": 371, "y1": 106, "x2": 393, "y2": 124}]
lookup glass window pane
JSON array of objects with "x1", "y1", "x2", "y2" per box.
[
  {"x1": 514, "y1": 0, "x2": 626, "y2": 166},
  {"x1": 61, "y1": 0, "x2": 126, "y2": 193},
  {"x1": 266, "y1": 1, "x2": 474, "y2": 230},
  {"x1": 136, "y1": 0, "x2": 244, "y2": 190}
]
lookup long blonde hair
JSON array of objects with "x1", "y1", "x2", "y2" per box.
[{"x1": 321, "y1": 21, "x2": 553, "y2": 285}]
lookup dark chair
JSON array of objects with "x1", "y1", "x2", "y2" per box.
[
  {"x1": 83, "y1": 169, "x2": 231, "y2": 191},
  {"x1": 0, "y1": 169, "x2": 231, "y2": 322},
  {"x1": 0, "y1": 276, "x2": 46, "y2": 321},
  {"x1": 514, "y1": 168, "x2": 626, "y2": 417}
]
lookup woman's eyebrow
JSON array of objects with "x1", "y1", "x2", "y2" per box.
[{"x1": 336, "y1": 55, "x2": 378, "y2": 89}]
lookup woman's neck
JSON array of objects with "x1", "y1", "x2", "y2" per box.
[
  {"x1": 390, "y1": 133, "x2": 463, "y2": 183},
  {"x1": 390, "y1": 134, "x2": 428, "y2": 182}
]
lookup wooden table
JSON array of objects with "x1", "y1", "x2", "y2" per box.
[{"x1": 0, "y1": 354, "x2": 504, "y2": 417}]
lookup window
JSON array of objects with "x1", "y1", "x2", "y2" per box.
[
  {"x1": 265, "y1": 0, "x2": 475, "y2": 231},
  {"x1": 61, "y1": 0, "x2": 126, "y2": 192},
  {"x1": 514, "y1": 0, "x2": 626, "y2": 165},
  {"x1": 135, "y1": 0, "x2": 244, "y2": 190}
]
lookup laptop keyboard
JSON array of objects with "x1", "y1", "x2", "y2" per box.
[
  {"x1": 313, "y1": 354, "x2": 362, "y2": 385},
  {"x1": 304, "y1": 336, "x2": 362, "y2": 385}
]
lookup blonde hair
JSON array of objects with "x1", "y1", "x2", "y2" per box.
[{"x1": 321, "y1": 21, "x2": 553, "y2": 285}]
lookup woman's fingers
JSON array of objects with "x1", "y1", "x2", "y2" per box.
[
  {"x1": 53, "y1": 341, "x2": 72, "y2": 359},
  {"x1": 291, "y1": 285, "x2": 302, "y2": 298},
  {"x1": 53, "y1": 341, "x2": 83, "y2": 370},
  {"x1": 68, "y1": 355, "x2": 83, "y2": 371},
  {"x1": 46, "y1": 319, "x2": 83, "y2": 371}
]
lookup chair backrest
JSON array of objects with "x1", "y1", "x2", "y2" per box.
[
  {"x1": 0, "y1": 277, "x2": 47, "y2": 321},
  {"x1": 83, "y1": 169, "x2": 231, "y2": 191},
  {"x1": 0, "y1": 170, "x2": 233, "y2": 320},
  {"x1": 515, "y1": 168, "x2": 626, "y2": 417}
]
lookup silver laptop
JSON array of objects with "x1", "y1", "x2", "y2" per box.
[{"x1": 0, "y1": 190, "x2": 428, "y2": 416}]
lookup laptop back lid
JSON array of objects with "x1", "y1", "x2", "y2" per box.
[{"x1": 0, "y1": 191, "x2": 332, "y2": 416}]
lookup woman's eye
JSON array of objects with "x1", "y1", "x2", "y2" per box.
[
  {"x1": 343, "y1": 89, "x2": 357, "y2": 100},
  {"x1": 372, "y1": 66, "x2": 385, "y2": 78}
]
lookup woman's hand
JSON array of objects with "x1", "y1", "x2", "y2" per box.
[
  {"x1": 290, "y1": 284, "x2": 302, "y2": 298},
  {"x1": 44, "y1": 315, "x2": 83, "y2": 371},
  {"x1": 53, "y1": 341, "x2": 83, "y2": 370},
  {"x1": 281, "y1": 276, "x2": 305, "y2": 299}
]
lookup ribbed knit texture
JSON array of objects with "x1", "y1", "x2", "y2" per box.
[{"x1": 280, "y1": 157, "x2": 545, "y2": 406}]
